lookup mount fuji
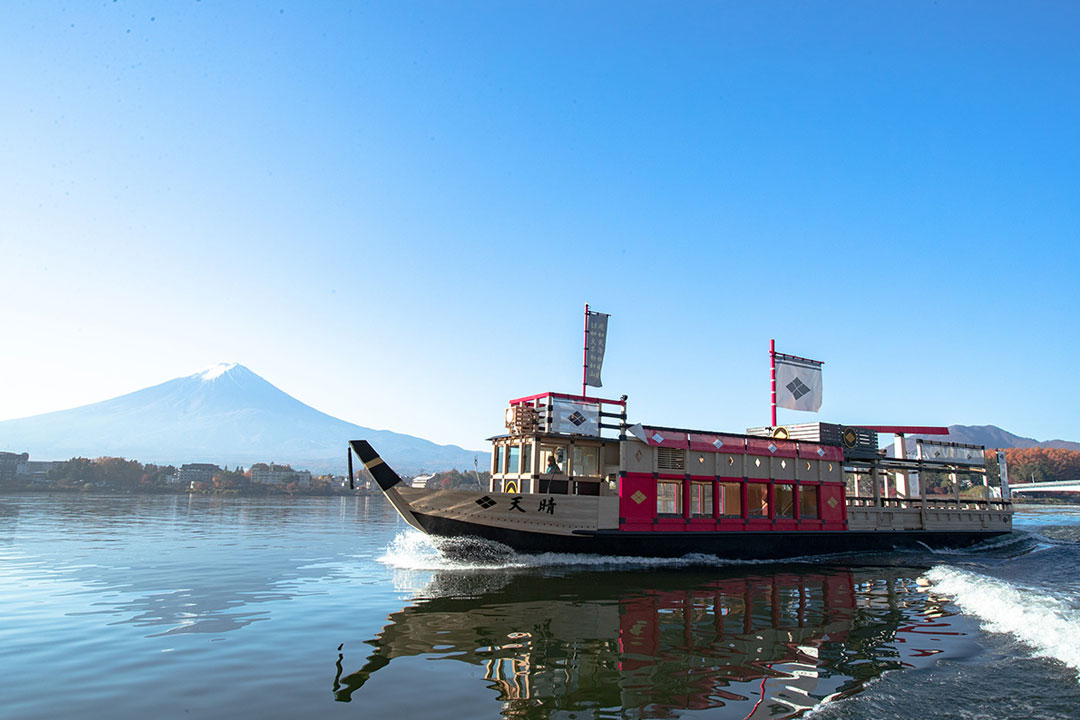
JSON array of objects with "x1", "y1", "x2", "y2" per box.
[{"x1": 0, "y1": 363, "x2": 488, "y2": 474}]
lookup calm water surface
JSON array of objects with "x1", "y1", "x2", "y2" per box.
[{"x1": 2, "y1": 494, "x2": 1080, "y2": 719}]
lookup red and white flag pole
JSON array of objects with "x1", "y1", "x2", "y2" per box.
[
  {"x1": 582, "y1": 303, "x2": 590, "y2": 399},
  {"x1": 770, "y1": 338, "x2": 777, "y2": 427}
]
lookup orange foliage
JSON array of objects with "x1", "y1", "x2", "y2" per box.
[{"x1": 997, "y1": 447, "x2": 1080, "y2": 483}]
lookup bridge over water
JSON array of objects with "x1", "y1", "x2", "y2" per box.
[{"x1": 1009, "y1": 479, "x2": 1080, "y2": 498}]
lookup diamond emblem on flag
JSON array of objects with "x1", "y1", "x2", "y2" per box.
[
  {"x1": 568, "y1": 411, "x2": 587, "y2": 426},
  {"x1": 768, "y1": 443, "x2": 777, "y2": 454},
  {"x1": 631, "y1": 490, "x2": 646, "y2": 504},
  {"x1": 817, "y1": 447, "x2": 826, "y2": 457},
  {"x1": 651, "y1": 432, "x2": 664, "y2": 444},
  {"x1": 712, "y1": 438, "x2": 724, "y2": 449},
  {"x1": 827, "y1": 497, "x2": 839, "y2": 509},
  {"x1": 786, "y1": 377, "x2": 811, "y2": 400},
  {"x1": 475, "y1": 496, "x2": 496, "y2": 509}
]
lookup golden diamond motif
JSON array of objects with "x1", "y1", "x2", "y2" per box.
[
  {"x1": 631, "y1": 490, "x2": 647, "y2": 505},
  {"x1": 827, "y1": 497, "x2": 839, "y2": 509}
]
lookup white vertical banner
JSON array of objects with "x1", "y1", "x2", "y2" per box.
[
  {"x1": 997, "y1": 450, "x2": 1011, "y2": 499},
  {"x1": 584, "y1": 311, "x2": 609, "y2": 388},
  {"x1": 775, "y1": 356, "x2": 823, "y2": 412}
]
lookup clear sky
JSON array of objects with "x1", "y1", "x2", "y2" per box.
[{"x1": 2, "y1": 1, "x2": 1078, "y2": 452}]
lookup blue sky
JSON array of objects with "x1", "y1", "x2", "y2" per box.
[{"x1": 2, "y1": 1, "x2": 1078, "y2": 451}]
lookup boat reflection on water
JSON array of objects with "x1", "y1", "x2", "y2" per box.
[{"x1": 334, "y1": 567, "x2": 973, "y2": 718}]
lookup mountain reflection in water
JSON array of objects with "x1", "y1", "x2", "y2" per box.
[{"x1": 334, "y1": 567, "x2": 974, "y2": 718}]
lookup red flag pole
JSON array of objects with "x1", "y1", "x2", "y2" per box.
[
  {"x1": 770, "y1": 338, "x2": 777, "y2": 427},
  {"x1": 582, "y1": 303, "x2": 590, "y2": 398}
]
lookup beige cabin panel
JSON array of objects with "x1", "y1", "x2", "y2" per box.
[
  {"x1": 689, "y1": 451, "x2": 715, "y2": 476},
  {"x1": 597, "y1": 496, "x2": 619, "y2": 529},
  {"x1": 746, "y1": 454, "x2": 770, "y2": 479},
  {"x1": 623, "y1": 440, "x2": 653, "y2": 474},
  {"x1": 820, "y1": 460, "x2": 841, "y2": 483},
  {"x1": 770, "y1": 456, "x2": 796, "y2": 481},
  {"x1": 796, "y1": 458, "x2": 820, "y2": 482},
  {"x1": 719, "y1": 453, "x2": 744, "y2": 477}
]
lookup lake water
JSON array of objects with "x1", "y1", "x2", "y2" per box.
[{"x1": 3, "y1": 494, "x2": 1080, "y2": 719}]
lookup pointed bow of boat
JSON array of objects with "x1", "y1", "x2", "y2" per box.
[
  {"x1": 348, "y1": 440, "x2": 425, "y2": 532},
  {"x1": 349, "y1": 440, "x2": 404, "y2": 491}
]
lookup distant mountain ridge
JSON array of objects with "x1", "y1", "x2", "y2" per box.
[
  {"x1": 0, "y1": 363, "x2": 488, "y2": 474},
  {"x1": 909, "y1": 424, "x2": 1079, "y2": 452}
]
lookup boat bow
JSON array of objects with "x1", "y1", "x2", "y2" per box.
[{"x1": 348, "y1": 440, "x2": 425, "y2": 532}]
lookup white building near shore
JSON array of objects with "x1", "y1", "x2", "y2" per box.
[{"x1": 251, "y1": 463, "x2": 311, "y2": 486}]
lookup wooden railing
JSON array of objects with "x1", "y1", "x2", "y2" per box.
[{"x1": 845, "y1": 495, "x2": 1012, "y2": 511}]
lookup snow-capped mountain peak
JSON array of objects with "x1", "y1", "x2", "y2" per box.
[{"x1": 194, "y1": 362, "x2": 240, "y2": 382}]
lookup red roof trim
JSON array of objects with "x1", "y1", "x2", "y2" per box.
[
  {"x1": 509, "y1": 391, "x2": 627, "y2": 406},
  {"x1": 860, "y1": 426, "x2": 949, "y2": 435}
]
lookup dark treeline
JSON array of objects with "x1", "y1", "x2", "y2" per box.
[
  {"x1": 44, "y1": 457, "x2": 177, "y2": 491},
  {"x1": 5, "y1": 457, "x2": 361, "y2": 496}
]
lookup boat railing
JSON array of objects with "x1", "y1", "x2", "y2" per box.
[
  {"x1": 507, "y1": 391, "x2": 628, "y2": 439},
  {"x1": 846, "y1": 494, "x2": 1012, "y2": 512}
]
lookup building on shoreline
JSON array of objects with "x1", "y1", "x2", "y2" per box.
[
  {"x1": 1, "y1": 452, "x2": 61, "y2": 485},
  {"x1": 251, "y1": 462, "x2": 311, "y2": 486},
  {"x1": 178, "y1": 463, "x2": 222, "y2": 489},
  {"x1": 1, "y1": 452, "x2": 30, "y2": 483}
]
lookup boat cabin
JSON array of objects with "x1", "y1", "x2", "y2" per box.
[{"x1": 489, "y1": 392, "x2": 1011, "y2": 534}]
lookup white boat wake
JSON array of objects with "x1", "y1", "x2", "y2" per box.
[
  {"x1": 925, "y1": 565, "x2": 1080, "y2": 679},
  {"x1": 376, "y1": 529, "x2": 774, "y2": 572}
]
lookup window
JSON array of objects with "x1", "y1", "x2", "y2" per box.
[
  {"x1": 494, "y1": 446, "x2": 504, "y2": 475},
  {"x1": 508, "y1": 446, "x2": 521, "y2": 474},
  {"x1": 775, "y1": 484, "x2": 795, "y2": 519},
  {"x1": 573, "y1": 446, "x2": 600, "y2": 476},
  {"x1": 540, "y1": 446, "x2": 566, "y2": 475},
  {"x1": 575, "y1": 480, "x2": 600, "y2": 496},
  {"x1": 800, "y1": 485, "x2": 819, "y2": 519},
  {"x1": 747, "y1": 483, "x2": 768, "y2": 518},
  {"x1": 720, "y1": 482, "x2": 742, "y2": 517},
  {"x1": 691, "y1": 482, "x2": 712, "y2": 518},
  {"x1": 657, "y1": 482, "x2": 682, "y2": 516},
  {"x1": 522, "y1": 444, "x2": 532, "y2": 473}
]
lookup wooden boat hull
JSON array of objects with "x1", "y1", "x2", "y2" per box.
[
  {"x1": 350, "y1": 440, "x2": 1012, "y2": 560},
  {"x1": 408, "y1": 505, "x2": 1009, "y2": 558}
]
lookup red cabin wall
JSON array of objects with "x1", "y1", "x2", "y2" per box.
[
  {"x1": 618, "y1": 474, "x2": 849, "y2": 532},
  {"x1": 619, "y1": 472, "x2": 657, "y2": 530}
]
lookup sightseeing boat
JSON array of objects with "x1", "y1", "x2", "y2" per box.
[
  {"x1": 347, "y1": 391, "x2": 1013, "y2": 559},
  {"x1": 349, "y1": 309, "x2": 1013, "y2": 559}
]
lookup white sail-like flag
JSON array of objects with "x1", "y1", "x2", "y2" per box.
[{"x1": 775, "y1": 355, "x2": 823, "y2": 412}]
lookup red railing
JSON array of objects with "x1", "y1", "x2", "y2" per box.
[{"x1": 509, "y1": 391, "x2": 627, "y2": 407}]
